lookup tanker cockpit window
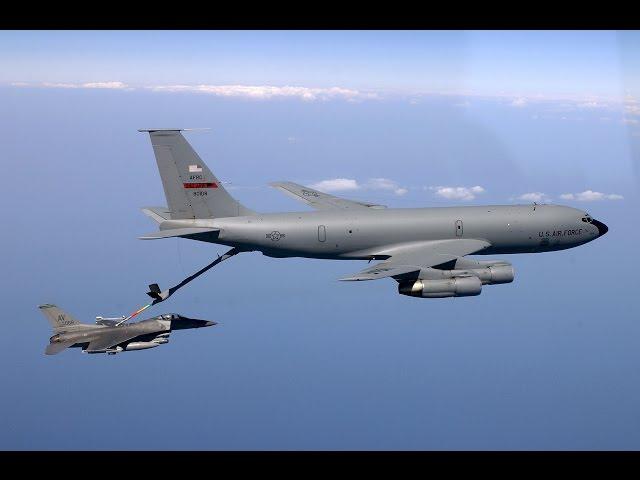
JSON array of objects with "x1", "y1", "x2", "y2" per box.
[{"x1": 581, "y1": 214, "x2": 593, "y2": 224}]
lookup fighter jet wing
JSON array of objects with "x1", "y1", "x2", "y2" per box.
[
  {"x1": 84, "y1": 330, "x2": 144, "y2": 353},
  {"x1": 339, "y1": 239, "x2": 491, "y2": 281},
  {"x1": 269, "y1": 181, "x2": 386, "y2": 210}
]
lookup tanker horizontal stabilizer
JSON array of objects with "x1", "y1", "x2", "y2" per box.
[{"x1": 139, "y1": 227, "x2": 220, "y2": 240}]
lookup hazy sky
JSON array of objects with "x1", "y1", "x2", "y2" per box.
[
  {"x1": 1, "y1": 30, "x2": 638, "y2": 97},
  {"x1": 1, "y1": 31, "x2": 639, "y2": 450}
]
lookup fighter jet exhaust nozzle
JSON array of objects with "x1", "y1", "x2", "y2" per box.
[{"x1": 398, "y1": 277, "x2": 482, "y2": 298}]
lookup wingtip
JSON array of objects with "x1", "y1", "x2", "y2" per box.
[
  {"x1": 138, "y1": 128, "x2": 184, "y2": 132},
  {"x1": 138, "y1": 128, "x2": 211, "y2": 133}
]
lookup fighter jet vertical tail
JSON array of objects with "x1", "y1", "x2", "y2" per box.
[
  {"x1": 139, "y1": 129, "x2": 255, "y2": 220},
  {"x1": 38, "y1": 304, "x2": 82, "y2": 331}
]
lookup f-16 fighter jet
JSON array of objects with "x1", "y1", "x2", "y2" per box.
[
  {"x1": 137, "y1": 129, "x2": 608, "y2": 299},
  {"x1": 39, "y1": 304, "x2": 215, "y2": 355}
]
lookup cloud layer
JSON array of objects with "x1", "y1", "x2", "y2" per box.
[
  {"x1": 147, "y1": 84, "x2": 376, "y2": 101},
  {"x1": 10, "y1": 81, "x2": 634, "y2": 112},
  {"x1": 38, "y1": 81, "x2": 129, "y2": 89},
  {"x1": 9, "y1": 81, "x2": 376, "y2": 101}
]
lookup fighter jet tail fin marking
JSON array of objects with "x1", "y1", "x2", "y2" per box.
[
  {"x1": 38, "y1": 304, "x2": 82, "y2": 331},
  {"x1": 139, "y1": 129, "x2": 256, "y2": 219}
]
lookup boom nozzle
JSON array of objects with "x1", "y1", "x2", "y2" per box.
[{"x1": 146, "y1": 283, "x2": 162, "y2": 300}]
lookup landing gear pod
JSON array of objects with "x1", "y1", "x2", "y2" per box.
[{"x1": 398, "y1": 276, "x2": 482, "y2": 298}]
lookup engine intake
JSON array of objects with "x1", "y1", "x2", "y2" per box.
[{"x1": 398, "y1": 276, "x2": 482, "y2": 298}]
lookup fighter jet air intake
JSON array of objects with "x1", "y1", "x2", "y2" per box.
[{"x1": 137, "y1": 129, "x2": 608, "y2": 299}]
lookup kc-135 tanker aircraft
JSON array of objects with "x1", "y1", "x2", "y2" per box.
[{"x1": 138, "y1": 129, "x2": 608, "y2": 299}]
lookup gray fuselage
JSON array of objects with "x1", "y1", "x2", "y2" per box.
[
  {"x1": 162, "y1": 204, "x2": 605, "y2": 260},
  {"x1": 50, "y1": 318, "x2": 171, "y2": 351}
]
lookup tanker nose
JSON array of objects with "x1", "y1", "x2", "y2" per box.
[{"x1": 592, "y1": 219, "x2": 608, "y2": 237}]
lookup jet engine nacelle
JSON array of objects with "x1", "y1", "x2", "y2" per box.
[
  {"x1": 467, "y1": 263, "x2": 514, "y2": 285},
  {"x1": 423, "y1": 258, "x2": 515, "y2": 285},
  {"x1": 125, "y1": 342, "x2": 161, "y2": 351},
  {"x1": 398, "y1": 276, "x2": 482, "y2": 298}
]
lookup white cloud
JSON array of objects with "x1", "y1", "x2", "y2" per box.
[
  {"x1": 625, "y1": 97, "x2": 640, "y2": 116},
  {"x1": 309, "y1": 177, "x2": 408, "y2": 196},
  {"x1": 560, "y1": 190, "x2": 623, "y2": 201},
  {"x1": 510, "y1": 97, "x2": 528, "y2": 107},
  {"x1": 574, "y1": 100, "x2": 610, "y2": 109},
  {"x1": 516, "y1": 192, "x2": 551, "y2": 203},
  {"x1": 430, "y1": 185, "x2": 485, "y2": 201},
  {"x1": 310, "y1": 178, "x2": 360, "y2": 192},
  {"x1": 365, "y1": 178, "x2": 408, "y2": 196},
  {"x1": 41, "y1": 81, "x2": 129, "y2": 89},
  {"x1": 147, "y1": 84, "x2": 377, "y2": 102}
]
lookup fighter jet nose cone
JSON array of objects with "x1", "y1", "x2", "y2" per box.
[
  {"x1": 204, "y1": 321, "x2": 217, "y2": 327},
  {"x1": 593, "y1": 219, "x2": 608, "y2": 237}
]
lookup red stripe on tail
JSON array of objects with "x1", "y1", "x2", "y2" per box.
[{"x1": 183, "y1": 182, "x2": 218, "y2": 189}]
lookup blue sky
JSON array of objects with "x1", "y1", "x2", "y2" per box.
[
  {"x1": 1, "y1": 31, "x2": 639, "y2": 450},
  {"x1": 1, "y1": 31, "x2": 638, "y2": 97}
]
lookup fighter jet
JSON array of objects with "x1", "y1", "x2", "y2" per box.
[
  {"x1": 137, "y1": 129, "x2": 608, "y2": 299},
  {"x1": 39, "y1": 304, "x2": 215, "y2": 355}
]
